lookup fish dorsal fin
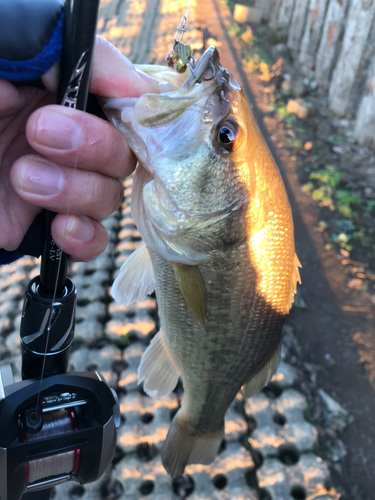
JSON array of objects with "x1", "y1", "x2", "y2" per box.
[
  {"x1": 138, "y1": 329, "x2": 180, "y2": 397},
  {"x1": 172, "y1": 263, "x2": 207, "y2": 327},
  {"x1": 286, "y1": 253, "x2": 302, "y2": 312},
  {"x1": 243, "y1": 344, "x2": 281, "y2": 399},
  {"x1": 111, "y1": 242, "x2": 155, "y2": 307}
]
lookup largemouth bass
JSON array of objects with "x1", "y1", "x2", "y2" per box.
[{"x1": 104, "y1": 46, "x2": 301, "y2": 477}]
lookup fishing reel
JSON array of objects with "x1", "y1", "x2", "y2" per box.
[
  {"x1": 0, "y1": 273, "x2": 121, "y2": 500},
  {"x1": 0, "y1": 366, "x2": 120, "y2": 500}
]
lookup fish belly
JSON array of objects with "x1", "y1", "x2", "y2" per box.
[{"x1": 149, "y1": 240, "x2": 285, "y2": 433}]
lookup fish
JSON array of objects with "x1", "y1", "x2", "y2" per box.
[{"x1": 103, "y1": 46, "x2": 301, "y2": 477}]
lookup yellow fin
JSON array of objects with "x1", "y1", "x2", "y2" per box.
[
  {"x1": 243, "y1": 344, "x2": 281, "y2": 399},
  {"x1": 286, "y1": 253, "x2": 302, "y2": 312},
  {"x1": 172, "y1": 263, "x2": 207, "y2": 327}
]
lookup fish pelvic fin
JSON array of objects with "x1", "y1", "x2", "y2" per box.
[
  {"x1": 138, "y1": 329, "x2": 180, "y2": 397},
  {"x1": 162, "y1": 413, "x2": 224, "y2": 477},
  {"x1": 243, "y1": 343, "x2": 281, "y2": 399},
  {"x1": 286, "y1": 253, "x2": 302, "y2": 312},
  {"x1": 111, "y1": 242, "x2": 155, "y2": 307},
  {"x1": 172, "y1": 263, "x2": 207, "y2": 327}
]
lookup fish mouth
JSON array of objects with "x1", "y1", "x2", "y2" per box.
[
  {"x1": 102, "y1": 46, "x2": 242, "y2": 174},
  {"x1": 183, "y1": 45, "x2": 241, "y2": 92}
]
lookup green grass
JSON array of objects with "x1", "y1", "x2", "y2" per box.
[
  {"x1": 304, "y1": 166, "x2": 365, "y2": 251},
  {"x1": 365, "y1": 200, "x2": 375, "y2": 216},
  {"x1": 267, "y1": 28, "x2": 286, "y2": 45},
  {"x1": 328, "y1": 134, "x2": 345, "y2": 143},
  {"x1": 228, "y1": 22, "x2": 242, "y2": 37},
  {"x1": 274, "y1": 101, "x2": 296, "y2": 124},
  {"x1": 307, "y1": 167, "x2": 361, "y2": 219},
  {"x1": 302, "y1": 182, "x2": 314, "y2": 193},
  {"x1": 223, "y1": 0, "x2": 252, "y2": 13},
  {"x1": 287, "y1": 137, "x2": 303, "y2": 150},
  {"x1": 335, "y1": 190, "x2": 361, "y2": 218},
  {"x1": 309, "y1": 165, "x2": 343, "y2": 190},
  {"x1": 311, "y1": 186, "x2": 334, "y2": 209}
]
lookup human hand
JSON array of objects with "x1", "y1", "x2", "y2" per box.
[{"x1": 2, "y1": 36, "x2": 158, "y2": 261}]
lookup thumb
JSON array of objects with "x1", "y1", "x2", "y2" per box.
[{"x1": 42, "y1": 35, "x2": 159, "y2": 98}]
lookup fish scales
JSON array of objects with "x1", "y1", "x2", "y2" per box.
[
  {"x1": 150, "y1": 244, "x2": 283, "y2": 429},
  {"x1": 104, "y1": 46, "x2": 300, "y2": 477}
]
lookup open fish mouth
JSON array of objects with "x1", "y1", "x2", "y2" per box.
[
  {"x1": 103, "y1": 45, "x2": 241, "y2": 128},
  {"x1": 182, "y1": 45, "x2": 241, "y2": 92},
  {"x1": 103, "y1": 46, "x2": 242, "y2": 172}
]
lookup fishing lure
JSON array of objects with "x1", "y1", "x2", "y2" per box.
[{"x1": 167, "y1": 9, "x2": 193, "y2": 73}]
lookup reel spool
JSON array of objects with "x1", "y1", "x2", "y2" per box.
[
  {"x1": 24, "y1": 409, "x2": 80, "y2": 487},
  {"x1": 0, "y1": 367, "x2": 121, "y2": 500}
]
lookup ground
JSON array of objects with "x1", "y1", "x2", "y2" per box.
[{"x1": 200, "y1": 1, "x2": 375, "y2": 499}]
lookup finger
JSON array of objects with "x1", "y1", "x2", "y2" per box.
[
  {"x1": 10, "y1": 155, "x2": 124, "y2": 221},
  {"x1": 42, "y1": 35, "x2": 159, "y2": 97},
  {"x1": 90, "y1": 36, "x2": 159, "y2": 97},
  {"x1": 0, "y1": 80, "x2": 40, "y2": 117},
  {"x1": 0, "y1": 196, "x2": 41, "y2": 251},
  {"x1": 52, "y1": 215, "x2": 108, "y2": 262},
  {"x1": 26, "y1": 105, "x2": 137, "y2": 177}
]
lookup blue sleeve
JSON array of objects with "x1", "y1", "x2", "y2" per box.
[
  {"x1": 0, "y1": 249, "x2": 23, "y2": 265},
  {"x1": 0, "y1": 1, "x2": 64, "y2": 264},
  {"x1": 0, "y1": 13, "x2": 63, "y2": 82}
]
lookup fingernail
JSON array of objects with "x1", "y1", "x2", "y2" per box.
[
  {"x1": 20, "y1": 159, "x2": 63, "y2": 196},
  {"x1": 36, "y1": 108, "x2": 82, "y2": 150},
  {"x1": 66, "y1": 216, "x2": 94, "y2": 241},
  {"x1": 135, "y1": 68, "x2": 160, "y2": 91}
]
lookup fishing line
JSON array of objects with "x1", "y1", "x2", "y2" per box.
[
  {"x1": 25, "y1": 409, "x2": 79, "y2": 485},
  {"x1": 34, "y1": 145, "x2": 80, "y2": 412},
  {"x1": 32, "y1": 0, "x2": 99, "y2": 426}
]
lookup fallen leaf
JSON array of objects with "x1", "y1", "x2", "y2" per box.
[
  {"x1": 304, "y1": 141, "x2": 313, "y2": 151},
  {"x1": 259, "y1": 61, "x2": 271, "y2": 81},
  {"x1": 206, "y1": 37, "x2": 222, "y2": 48},
  {"x1": 241, "y1": 26, "x2": 253, "y2": 44},
  {"x1": 348, "y1": 278, "x2": 362, "y2": 290}
]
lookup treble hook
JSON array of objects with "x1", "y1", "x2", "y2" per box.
[{"x1": 187, "y1": 56, "x2": 216, "y2": 83}]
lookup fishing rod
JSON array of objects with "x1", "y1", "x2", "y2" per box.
[{"x1": 0, "y1": 1, "x2": 120, "y2": 499}]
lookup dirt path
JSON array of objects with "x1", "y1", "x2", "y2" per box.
[{"x1": 195, "y1": 0, "x2": 375, "y2": 498}]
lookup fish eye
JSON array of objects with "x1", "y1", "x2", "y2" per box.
[{"x1": 216, "y1": 120, "x2": 241, "y2": 152}]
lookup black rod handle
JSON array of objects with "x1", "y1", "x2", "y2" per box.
[{"x1": 39, "y1": 0, "x2": 100, "y2": 297}]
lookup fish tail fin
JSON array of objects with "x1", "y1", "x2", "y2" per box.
[
  {"x1": 243, "y1": 343, "x2": 281, "y2": 399},
  {"x1": 162, "y1": 413, "x2": 223, "y2": 477}
]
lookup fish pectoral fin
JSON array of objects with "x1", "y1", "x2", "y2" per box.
[
  {"x1": 172, "y1": 263, "x2": 207, "y2": 327},
  {"x1": 243, "y1": 344, "x2": 281, "y2": 399},
  {"x1": 111, "y1": 242, "x2": 155, "y2": 307},
  {"x1": 286, "y1": 253, "x2": 302, "y2": 312},
  {"x1": 138, "y1": 329, "x2": 180, "y2": 397},
  {"x1": 162, "y1": 413, "x2": 224, "y2": 477}
]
